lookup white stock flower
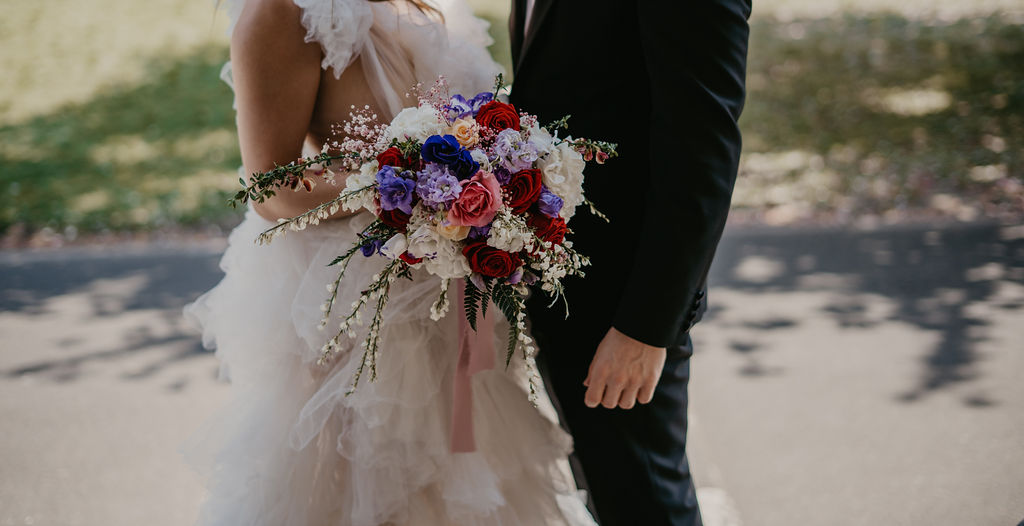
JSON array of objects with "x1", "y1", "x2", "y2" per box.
[
  {"x1": 527, "y1": 123, "x2": 555, "y2": 155},
  {"x1": 380, "y1": 233, "x2": 408, "y2": 260},
  {"x1": 537, "y1": 141, "x2": 586, "y2": 220},
  {"x1": 487, "y1": 207, "x2": 532, "y2": 253},
  {"x1": 469, "y1": 148, "x2": 491, "y2": 172},
  {"x1": 406, "y1": 223, "x2": 438, "y2": 260},
  {"x1": 386, "y1": 104, "x2": 445, "y2": 142},
  {"x1": 343, "y1": 160, "x2": 379, "y2": 212}
]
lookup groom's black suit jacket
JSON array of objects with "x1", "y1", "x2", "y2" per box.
[{"x1": 510, "y1": 0, "x2": 751, "y2": 349}]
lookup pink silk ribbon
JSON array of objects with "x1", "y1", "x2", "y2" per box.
[{"x1": 451, "y1": 278, "x2": 496, "y2": 453}]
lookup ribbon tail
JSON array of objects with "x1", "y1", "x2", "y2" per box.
[{"x1": 450, "y1": 278, "x2": 496, "y2": 453}]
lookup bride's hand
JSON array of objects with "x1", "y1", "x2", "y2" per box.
[
  {"x1": 252, "y1": 167, "x2": 359, "y2": 222},
  {"x1": 583, "y1": 327, "x2": 666, "y2": 410}
]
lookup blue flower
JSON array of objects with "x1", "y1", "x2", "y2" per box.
[
  {"x1": 421, "y1": 135, "x2": 463, "y2": 165},
  {"x1": 450, "y1": 149, "x2": 480, "y2": 180},
  {"x1": 421, "y1": 135, "x2": 479, "y2": 180},
  {"x1": 360, "y1": 238, "x2": 383, "y2": 257},
  {"x1": 376, "y1": 166, "x2": 416, "y2": 214}
]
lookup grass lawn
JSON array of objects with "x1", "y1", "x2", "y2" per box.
[{"x1": 1, "y1": 0, "x2": 1021, "y2": 239}]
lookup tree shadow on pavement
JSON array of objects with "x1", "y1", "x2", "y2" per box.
[
  {"x1": 0, "y1": 249, "x2": 225, "y2": 391},
  {"x1": 707, "y1": 222, "x2": 1024, "y2": 406}
]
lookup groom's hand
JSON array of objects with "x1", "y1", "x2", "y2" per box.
[{"x1": 583, "y1": 327, "x2": 666, "y2": 409}]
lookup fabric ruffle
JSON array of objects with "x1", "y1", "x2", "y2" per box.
[
  {"x1": 181, "y1": 210, "x2": 595, "y2": 526},
  {"x1": 293, "y1": 0, "x2": 374, "y2": 78}
]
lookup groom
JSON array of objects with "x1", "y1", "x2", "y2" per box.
[{"x1": 510, "y1": 1, "x2": 751, "y2": 524}]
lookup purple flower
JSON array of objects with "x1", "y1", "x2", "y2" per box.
[
  {"x1": 443, "y1": 95, "x2": 473, "y2": 121},
  {"x1": 492, "y1": 129, "x2": 521, "y2": 158},
  {"x1": 468, "y1": 225, "x2": 491, "y2": 239},
  {"x1": 415, "y1": 164, "x2": 462, "y2": 209},
  {"x1": 509, "y1": 141, "x2": 539, "y2": 170},
  {"x1": 469, "y1": 272, "x2": 487, "y2": 291},
  {"x1": 492, "y1": 128, "x2": 538, "y2": 171},
  {"x1": 507, "y1": 266, "x2": 524, "y2": 285},
  {"x1": 536, "y1": 186, "x2": 563, "y2": 217},
  {"x1": 492, "y1": 167, "x2": 512, "y2": 185},
  {"x1": 443, "y1": 92, "x2": 495, "y2": 120},
  {"x1": 360, "y1": 238, "x2": 383, "y2": 257},
  {"x1": 467, "y1": 92, "x2": 494, "y2": 113},
  {"x1": 376, "y1": 166, "x2": 416, "y2": 214}
]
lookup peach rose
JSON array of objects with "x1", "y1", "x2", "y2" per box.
[
  {"x1": 437, "y1": 221, "x2": 471, "y2": 241},
  {"x1": 450, "y1": 118, "x2": 480, "y2": 148}
]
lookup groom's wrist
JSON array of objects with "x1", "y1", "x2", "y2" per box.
[{"x1": 610, "y1": 318, "x2": 676, "y2": 350}]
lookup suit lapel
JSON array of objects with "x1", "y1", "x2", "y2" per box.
[
  {"x1": 509, "y1": 0, "x2": 525, "y2": 72},
  {"x1": 515, "y1": 0, "x2": 554, "y2": 72}
]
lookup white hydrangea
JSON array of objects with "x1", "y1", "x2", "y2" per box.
[
  {"x1": 403, "y1": 207, "x2": 471, "y2": 279},
  {"x1": 487, "y1": 207, "x2": 533, "y2": 253},
  {"x1": 342, "y1": 160, "x2": 379, "y2": 212},
  {"x1": 405, "y1": 205, "x2": 440, "y2": 259},
  {"x1": 425, "y1": 237, "x2": 471, "y2": 279},
  {"x1": 537, "y1": 141, "x2": 586, "y2": 221},
  {"x1": 385, "y1": 104, "x2": 445, "y2": 143}
]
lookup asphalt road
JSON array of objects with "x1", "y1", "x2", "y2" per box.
[{"x1": 1, "y1": 222, "x2": 1022, "y2": 526}]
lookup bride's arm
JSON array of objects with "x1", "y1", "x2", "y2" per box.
[{"x1": 231, "y1": 0, "x2": 357, "y2": 222}]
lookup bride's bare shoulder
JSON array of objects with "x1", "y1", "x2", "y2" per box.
[{"x1": 232, "y1": 0, "x2": 307, "y2": 46}]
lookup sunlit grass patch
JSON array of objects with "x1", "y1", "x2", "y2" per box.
[{"x1": 735, "y1": 12, "x2": 1024, "y2": 222}]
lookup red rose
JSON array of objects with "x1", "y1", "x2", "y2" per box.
[
  {"x1": 503, "y1": 169, "x2": 543, "y2": 214},
  {"x1": 376, "y1": 147, "x2": 405, "y2": 169},
  {"x1": 462, "y1": 241, "x2": 522, "y2": 278},
  {"x1": 527, "y1": 213, "x2": 567, "y2": 246},
  {"x1": 398, "y1": 252, "x2": 423, "y2": 265},
  {"x1": 475, "y1": 101, "x2": 521, "y2": 132},
  {"x1": 378, "y1": 208, "x2": 411, "y2": 231}
]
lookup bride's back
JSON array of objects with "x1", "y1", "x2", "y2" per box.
[{"x1": 223, "y1": 0, "x2": 499, "y2": 221}]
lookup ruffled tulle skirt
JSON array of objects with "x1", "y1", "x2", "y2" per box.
[{"x1": 179, "y1": 208, "x2": 595, "y2": 526}]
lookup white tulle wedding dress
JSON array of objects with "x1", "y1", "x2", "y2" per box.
[{"x1": 179, "y1": 1, "x2": 596, "y2": 525}]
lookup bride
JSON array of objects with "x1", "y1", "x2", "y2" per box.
[{"x1": 179, "y1": 0, "x2": 597, "y2": 524}]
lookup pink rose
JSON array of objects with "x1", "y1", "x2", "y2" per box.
[{"x1": 447, "y1": 171, "x2": 502, "y2": 227}]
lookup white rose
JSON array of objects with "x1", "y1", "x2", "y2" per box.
[
  {"x1": 379, "y1": 233, "x2": 408, "y2": 260},
  {"x1": 343, "y1": 160, "x2": 379, "y2": 212},
  {"x1": 537, "y1": 141, "x2": 586, "y2": 220},
  {"x1": 386, "y1": 104, "x2": 445, "y2": 143},
  {"x1": 469, "y1": 148, "x2": 491, "y2": 172}
]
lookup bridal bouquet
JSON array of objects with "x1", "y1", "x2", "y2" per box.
[{"x1": 232, "y1": 76, "x2": 616, "y2": 395}]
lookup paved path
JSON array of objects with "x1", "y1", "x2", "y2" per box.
[{"x1": 1, "y1": 223, "x2": 1022, "y2": 526}]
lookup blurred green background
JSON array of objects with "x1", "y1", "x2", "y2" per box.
[{"x1": 1, "y1": 0, "x2": 1021, "y2": 243}]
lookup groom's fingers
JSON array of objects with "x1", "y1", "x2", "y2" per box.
[
  {"x1": 601, "y1": 377, "x2": 625, "y2": 409},
  {"x1": 637, "y1": 379, "x2": 656, "y2": 405},
  {"x1": 584, "y1": 372, "x2": 606, "y2": 408},
  {"x1": 618, "y1": 383, "x2": 641, "y2": 410}
]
